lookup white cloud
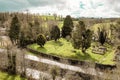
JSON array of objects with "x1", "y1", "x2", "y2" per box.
[
  {"x1": 27, "y1": 0, "x2": 120, "y2": 18},
  {"x1": 0, "y1": 0, "x2": 120, "y2": 18}
]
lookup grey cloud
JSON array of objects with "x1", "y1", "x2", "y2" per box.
[
  {"x1": 106, "y1": 0, "x2": 120, "y2": 13},
  {"x1": 0, "y1": 0, "x2": 65, "y2": 12},
  {"x1": 27, "y1": 0, "x2": 65, "y2": 6},
  {"x1": 0, "y1": 0, "x2": 30, "y2": 11}
]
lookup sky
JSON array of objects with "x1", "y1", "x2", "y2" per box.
[{"x1": 0, "y1": 0, "x2": 120, "y2": 18}]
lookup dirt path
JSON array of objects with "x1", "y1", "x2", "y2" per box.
[{"x1": 25, "y1": 54, "x2": 103, "y2": 77}]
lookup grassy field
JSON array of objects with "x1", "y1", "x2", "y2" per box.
[
  {"x1": 0, "y1": 71, "x2": 26, "y2": 80},
  {"x1": 40, "y1": 15, "x2": 61, "y2": 21},
  {"x1": 40, "y1": 15, "x2": 78, "y2": 29},
  {"x1": 28, "y1": 38, "x2": 115, "y2": 65}
]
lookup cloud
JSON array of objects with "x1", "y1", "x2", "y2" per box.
[
  {"x1": 27, "y1": 0, "x2": 65, "y2": 6},
  {"x1": 0, "y1": 0, "x2": 65, "y2": 11},
  {"x1": 106, "y1": 0, "x2": 120, "y2": 13},
  {"x1": 0, "y1": 0, "x2": 30, "y2": 11},
  {"x1": 70, "y1": 0, "x2": 120, "y2": 18},
  {"x1": 0, "y1": 0, "x2": 120, "y2": 18}
]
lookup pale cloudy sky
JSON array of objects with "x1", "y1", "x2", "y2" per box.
[{"x1": 0, "y1": 0, "x2": 120, "y2": 18}]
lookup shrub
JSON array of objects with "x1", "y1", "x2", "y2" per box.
[
  {"x1": 36, "y1": 34, "x2": 46, "y2": 47},
  {"x1": 50, "y1": 25, "x2": 60, "y2": 41},
  {"x1": 49, "y1": 66, "x2": 60, "y2": 80}
]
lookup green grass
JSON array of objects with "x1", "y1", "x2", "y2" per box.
[
  {"x1": 0, "y1": 71, "x2": 26, "y2": 80},
  {"x1": 28, "y1": 38, "x2": 116, "y2": 65},
  {"x1": 58, "y1": 21, "x2": 63, "y2": 29}
]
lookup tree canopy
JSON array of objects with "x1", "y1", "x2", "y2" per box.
[
  {"x1": 9, "y1": 15, "x2": 20, "y2": 44},
  {"x1": 62, "y1": 15, "x2": 73, "y2": 38},
  {"x1": 50, "y1": 25, "x2": 60, "y2": 41},
  {"x1": 36, "y1": 34, "x2": 46, "y2": 47}
]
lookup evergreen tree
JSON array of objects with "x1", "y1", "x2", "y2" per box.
[
  {"x1": 36, "y1": 34, "x2": 46, "y2": 47},
  {"x1": 19, "y1": 32, "x2": 26, "y2": 47},
  {"x1": 78, "y1": 21, "x2": 86, "y2": 33},
  {"x1": 62, "y1": 15, "x2": 73, "y2": 38},
  {"x1": 9, "y1": 15, "x2": 20, "y2": 44},
  {"x1": 72, "y1": 21, "x2": 92, "y2": 52},
  {"x1": 72, "y1": 24, "x2": 82, "y2": 49},
  {"x1": 50, "y1": 25, "x2": 60, "y2": 41},
  {"x1": 98, "y1": 28, "x2": 107, "y2": 45},
  {"x1": 82, "y1": 29, "x2": 92, "y2": 53},
  {"x1": 99, "y1": 31, "x2": 107, "y2": 45},
  {"x1": 72, "y1": 21, "x2": 86, "y2": 49}
]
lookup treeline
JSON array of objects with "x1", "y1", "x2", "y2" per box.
[
  {"x1": 8, "y1": 14, "x2": 107, "y2": 53},
  {"x1": 1, "y1": 12, "x2": 120, "y2": 50},
  {"x1": 0, "y1": 12, "x2": 59, "y2": 47}
]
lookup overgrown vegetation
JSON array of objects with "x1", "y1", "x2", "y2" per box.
[
  {"x1": 49, "y1": 66, "x2": 60, "y2": 80},
  {"x1": 0, "y1": 71, "x2": 26, "y2": 80}
]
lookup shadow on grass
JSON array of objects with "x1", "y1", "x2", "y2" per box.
[
  {"x1": 37, "y1": 47, "x2": 47, "y2": 53},
  {"x1": 50, "y1": 40, "x2": 63, "y2": 46},
  {"x1": 3, "y1": 73, "x2": 10, "y2": 80},
  {"x1": 9, "y1": 75, "x2": 16, "y2": 80},
  {"x1": 84, "y1": 53, "x2": 98, "y2": 62},
  {"x1": 75, "y1": 51, "x2": 98, "y2": 62}
]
